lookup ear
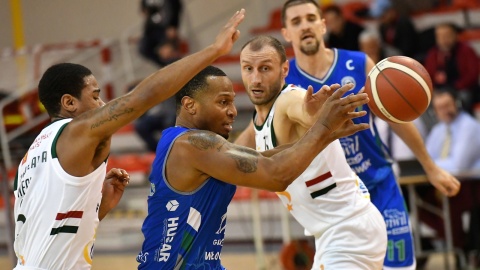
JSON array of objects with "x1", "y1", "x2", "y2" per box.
[
  {"x1": 282, "y1": 60, "x2": 289, "y2": 78},
  {"x1": 60, "y1": 94, "x2": 77, "y2": 114},
  {"x1": 281, "y1": 28, "x2": 291, "y2": 43},
  {"x1": 181, "y1": 96, "x2": 196, "y2": 115},
  {"x1": 321, "y1": 18, "x2": 327, "y2": 35}
]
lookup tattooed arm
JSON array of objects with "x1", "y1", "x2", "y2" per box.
[{"x1": 56, "y1": 10, "x2": 246, "y2": 176}]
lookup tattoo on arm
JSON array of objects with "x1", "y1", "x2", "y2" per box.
[
  {"x1": 226, "y1": 147, "x2": 259, "y2": 173},
  {"x1": 188, "y1": 131, "x2": 221, "y2": 150},
  {"x1": 90, "y1": 97, "x2": 135, "y2": 129}
]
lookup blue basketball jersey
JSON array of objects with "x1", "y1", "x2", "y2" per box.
[
  {"x1": 137, "y1": 127, "x2": 236, "y2": 270},
  {"x1": 286, "y1": 49, "x2": 392, "y2": 190}
]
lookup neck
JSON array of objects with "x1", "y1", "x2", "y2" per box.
[
  {"x1": 175, "y1": 117, "x2": 195, "y2": 129},
  {"x1": 294, "y1": 46, "x2": 334, "y2": 79}
]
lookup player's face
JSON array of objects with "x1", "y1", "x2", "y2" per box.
[
  {"x1": 75, "y1": 75, "x2": 105, "y2": 116},
  {"x1": 240, "y1": 45, "x2": 288, "y2": 107},
  {"x1": 435, "y1": 26, "x2": 457, "y2": 52},
  {"x1": 432, "y1": 92, "x2": 458, "y2": 123},
  {"x1": 195, "y1": 76, "x2": 237, "y2": 139},
  {"x1": 281, "y1": 3, "x2": 326, "y2": 55}
]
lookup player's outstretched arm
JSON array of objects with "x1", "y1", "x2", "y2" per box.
[
  {"x1": 390, "y1": 122, "x2": 461, "y2": 197},
  {"x1": 182, "y1": 87, "x2": 369, "y2": 191},
  {"x1": 58, "y1": 9, "x2": 245, "y2": 175}
]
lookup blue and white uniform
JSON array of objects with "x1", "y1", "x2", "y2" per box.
[
  {"x1": 286, "y1": 48, "x2": 416, "y2": 269},
  {"x1": 137, "y1": 127, "x2": 236, "y2": 270}
]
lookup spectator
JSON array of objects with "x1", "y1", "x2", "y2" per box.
[
  {"x1": 323, "y1": 4, "x2": 364, "y2": 51},
  {"x1": 426, "y1": 87, "x2": 480, "y2": 173},
  {"x1": 424, "y1": 23, "x2": 480, "y2": 113},
  {"x1": 420, "y1": 87, "x2": 480, "y2": 266},
  {"x1": 138, "y1": 0, "x2": 183, "y2": 67}
]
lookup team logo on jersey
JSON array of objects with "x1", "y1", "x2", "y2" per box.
[
  {"x1": 166, "y1": 200, "x2": 179, "y2": 211},
  {"x1": 340, "y1": 76, "x2": 356, "y2": 89}
]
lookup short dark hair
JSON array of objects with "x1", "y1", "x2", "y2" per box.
[
  {"x1": 281, "y1": 0, "x2": 322, "y2": 27},
  {"x1": 175, "y1": 66, "x2": 227, "y2": 113},
  {"x1": 241, "y1": 35, "x2": 287, "y2": 63},
  {"x1": 434, "y1": 86, "x2": 458, "y2": 101},
  {"x1": 38, "y1": 63, "x2": 92, "y2": 117}
]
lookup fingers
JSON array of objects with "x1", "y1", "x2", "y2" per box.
[
  {"x1": 305, "y1": 85, "x2": 313, "y2": 101},
  {"x1": 228, "y1": 9, "x2": 245, "y2": 28},
  {"x1": 328, "y1": 83, "x2": 354, "y2": 100},
  {"x1": 106, "y1": 168, "x2": 130, "y2": 185}
]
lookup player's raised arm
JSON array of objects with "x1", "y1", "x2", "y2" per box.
[{"x1": 57, "y1": 9, "x2": 245, "y2": 175}]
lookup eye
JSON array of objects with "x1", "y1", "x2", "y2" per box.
[
  {"x1": 261, "y1": 66, "x2": 269, "y2": 72},
  {"x1": 243, "y1": 66, "x2": 252, "y2": 71}
]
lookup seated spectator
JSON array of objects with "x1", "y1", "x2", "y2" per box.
[
  {"x1": 323, "y1": 4, "x2": 364, "y2": 51},
  {"x1": 424, "y1": 23, "x2": 480, "y2": 114},
  {"x1": 420, "y1": 87, "x2": 480, "y2": 267},
  {"x1": 426, "y1": 87, "x2": 480, "y2": 173}
]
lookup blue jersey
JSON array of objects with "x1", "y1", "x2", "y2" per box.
[
  {"x1": 137, "y1": 127, "x2": 236, "y2": 270},
  {"x1": 286, "y1": 49, "x2": 392, "y2": 190}
]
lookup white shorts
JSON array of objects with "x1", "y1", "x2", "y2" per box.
[{"x1": 312, "y1": 203, "x2": 387, "y2": 270}]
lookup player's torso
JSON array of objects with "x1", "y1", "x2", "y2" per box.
[
  {"x1": 138, "y1": 127, "x2": 236, "y2": 270},
  {"x1": 253, "y1": 97, "x2": 370, "y2": 236},
  {"x1": 286, "y1": 49, "x2": 392, "y2": 190},
  {"x1": 13, "y1": 119, "x2": 105, "y2": 270}
]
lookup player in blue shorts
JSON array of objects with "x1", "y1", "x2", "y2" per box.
[{"x1": 280, "y1": 1, "x2": 461, "y2": 269}]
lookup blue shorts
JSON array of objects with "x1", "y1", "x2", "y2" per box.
[{"x1": 369, "y1": 171, "x2": 415, "y2": 269}]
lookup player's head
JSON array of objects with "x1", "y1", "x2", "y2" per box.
[
  {"x1": 432, "y1": 87, "x2": 461, "y2": 124},
  {"x1": 39, "y1": 63, "x2": 105, "y2": 118},
  {"x1": 435, "y1": 23, "x2": 460, "y2": 52},
  {"x1": 281, "y1": 0, "x2": 325, "y2": 56},
  {"x1": 176, "y1": 66, "x2": 236, "y2": 139},
  {"x1": 240, "y1": 35, "x2": 288, "y2": 107}
]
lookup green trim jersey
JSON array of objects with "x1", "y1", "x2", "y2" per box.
[
  {"x1": 13, "y1": 119, "x2": 106, "y2": 270},
  {"x1": 253, "y1": 85, "x2": 372, "y2": 236}
]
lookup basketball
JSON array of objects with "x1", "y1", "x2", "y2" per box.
[{"x1": 364, "y1": 56, "x2": 433, "y2": 123}]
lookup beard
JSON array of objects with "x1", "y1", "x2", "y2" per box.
[
  {"x1": 300, "y1": 39, "x2": 320, "y2": 55},
  {"x1": 248, "y1": 78, "x2": 283, "y2": 106}
]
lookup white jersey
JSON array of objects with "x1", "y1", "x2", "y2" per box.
[
  {"x1": 254, "y1": 85, "x2": 371, "y2": 236},
  {"x1": 13, "y1": 119, "x2": 106, "y2": 270}
]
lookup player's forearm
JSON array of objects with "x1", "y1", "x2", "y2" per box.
[
  {"x1": 390, "y1": 122, "x2": 436, "y2": 172},
  {"x1": 268, "y1": 123, "x2": 332, "y2": 189},
  {"x1": 84, "y1": 46, "x2": 223, "y2": 139}
]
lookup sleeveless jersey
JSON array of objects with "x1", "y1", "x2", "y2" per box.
[
  {"x1": 13, "y1": 118, "x2": 106, "y2": 270},
  {"x1": 286, "y1": 48, "x2": 392, "y2": 190},
  {"x1": 254, "y1": 85, "x2": 371, "y2": 236},
  {"x1": 137, "y1": 126, "x2": 236, "y2": 270}
]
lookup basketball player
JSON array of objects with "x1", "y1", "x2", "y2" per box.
[
  {"x1": 280, "y1": 1, "x2": 461, "y2": 269},
  {"x1": 12, "y1": 9, "x2": 246, "y2": 270},
  {"x1": 137, "y1": 65, "x2": 369, "y2": 269},
  {"x1": 235, "y1": 36, "x2": 387, "y2": 269}
]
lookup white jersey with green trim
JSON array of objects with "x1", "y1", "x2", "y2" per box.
[
  {"x1": 13, "y1": 118, "x2": 106, "y2": 270},
  {"x1": 253, "y1": 85, "x2": 371, "y2": 236}
]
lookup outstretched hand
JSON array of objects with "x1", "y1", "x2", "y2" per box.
[
  {"x1": 315, "y1": 83, "x2": 369, "y2": 139},
  {"x1": 99, "y1": 168, "x2": 130, "y2": 220},
  {"x1": 213, "y1": 9, "x2": 245, "y2": 56},
  {"x1": 426, "y1": 166, "x2": 461, "y2": 197},
  {"x1": 304, "y1": 83, "x2": 342, "y2": 119}
]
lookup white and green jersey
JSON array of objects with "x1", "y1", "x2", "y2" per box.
[
  {"x1": 13, "y1": 118, "x2": 106, "y2": 270},
  {"x1": 253, "y1": 85, "x2": 371, "y2": 236}
]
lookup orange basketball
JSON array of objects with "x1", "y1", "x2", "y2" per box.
[{"x1": 364, "y1": 56, "x2": 433, "y2": 123}]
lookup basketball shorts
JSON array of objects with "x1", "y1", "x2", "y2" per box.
[
  {"x1": 370, "y1": 170, "x2": 416, "y2": 269},
  {"x1": 312, "y1": 204, "x2": 387, "y2": 270}
]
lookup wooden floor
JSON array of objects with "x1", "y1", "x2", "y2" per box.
[{"x1": 0, "y1": 251, "x2": 457, "y2": 269}]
